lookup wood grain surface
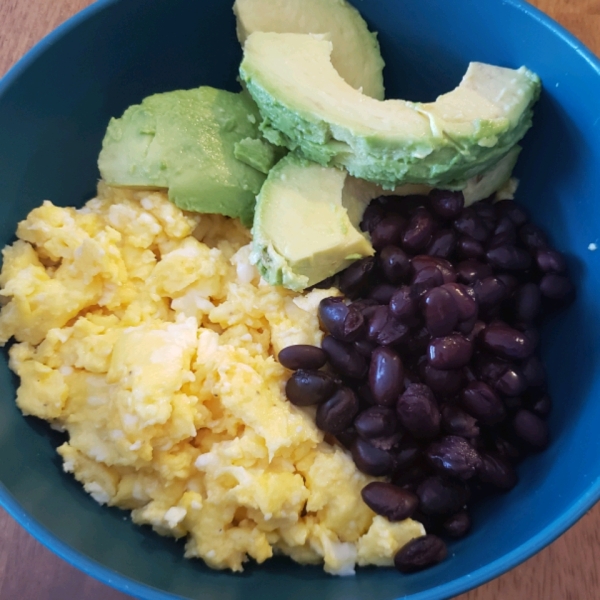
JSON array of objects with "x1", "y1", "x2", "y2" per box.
[{"x1": 1, "y1": 0, "x2": 599, "y2": 599}]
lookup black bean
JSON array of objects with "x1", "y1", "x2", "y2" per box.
[
  {"x1": 440, "y1": 405, "x2": 480, "y2": 438},
  {"x1": 426, "y1": 435, "x2": 482, "y2": 480},
  {"x1": 366, "y1": 305, "x2": 389, "y2": 342},
  {"x1": 354, "y1": 339, "x2": 377, "y2": 358},
  {"x1": 429, "y1": 189, "x2": 464, "y2": 220},
  {"x1": 539, "y1": 273, "x2": 573, "y2": 300},
  {"x1": 514, "y1": 283, "x2": 541, "y2": 323},
  {"x1": 389, "y1": 286, "x2": 419, "y2": 322},
  {"x1": 476, "y1": 354, "x2": 510, "y2": 384},
  {"x1": 453, "y1": 207, "x2": 491, "y2": 242},
  {"x1": 369, "y1": 346, "x2": 404, "y2": 406},
  {"x1": 338, "y1": 257, "x2": 376, "y2": 298},
  {"x1": 377, "y1": 314, "x2": 411, "y2": 347},
  {"x1": 495, "y1": 366, "x2": 528, "y2": 396},
  {"x1": 355, "y1": 406, "x2": 399, "y2": 440},
  {"x1": 460, "y1": 381, "x2": 506, "y2": 426},
  {"x1": 441, "y1": 283, "x2": 478, "y2": 322},
  {"x1": 394, "y1": 535, "x2": 447, "y2": 573},
  {"x1": 456, "y1": 259, "x2": 493, "y2": 285},
  {"x1": 379, "y1": 245, "x2": 411, "y2": 284},
  {"x1": 278, "y1": 345, "x2": 327, "y2": 371},
  {"x1": 393, "y1": 463, "x2": 431, "y2": 488},
  {"x1": 513, "y1": 409, "x2": 550, "y2": 449},
  {"x1": 369, "y1": 431, "x2": 404, "y2": 452},
  {"x1": 473, "y1": 200, "x2": 498, "y2": 221},
  {"x1": 494, "y1": 436, "x2": 522, "y2": 462},
  {"x1": 412, "y1": 255, "x2": 456, "y2": 284},
  {"x1": 357, "y1": 383, "x2": 376, "y2": 405},
  {"x1": 351, "y1": 437, "x2": 394, "y2": 476},
  {"x1": 519, "y1": 223, "x2": 548, "y2": 250},
  {"x1": 428, "y1": 334, "x2": 473, "y2": 370},
  {"x1": 522, "y1": 355, "x2": 546, "y2": 388},
  {"x1": 535, "y1": 248, "x2": 567, "y2": 273},
  {"x1": 472, "y1": 276, "x2": 508, "y2": 309},
  {"x1": 496, "y1": 273, "x2": 519, "y2": 297},
  {"x1": 397, "y1": 384, "x2": 441, "y2": 439},
  {"x1": 531, "y1": 393, "x2": 552, "y2": 417},
  {"x1": 424, "y1": 287, "x2": 459, "y2": 337},
  {"x1": 402, "y1": 326, "x2": 431, "y2": 357},
  {"x1": 486, "y1": 245, "x2": 532, "y2": 270},
  {"x1": 285, "y1": 370, "x2": 338, "y2": 406},
  {"x1": 477, "y1": 453, "x2": 518, "y2": 489},
  {"x1": 456, "y1": 235, "x2": 485, "y2": 259},
  {"x1": 420, "y1": 363, "x2": 464, "y2": 398},
  {"x1": 480, "y1": 323, "x2": 535, "y2": 360},
  {"x1": 427, "y1": 229, "x2": 457, "y2": 258},
  {"x1": 315, "y1": 387, "x2": 359, "y2": 434},
  {"x1": 402, "y1": 208, "x2": 435, "y2": 253},
  {"x1": 318, "y1": 297, "x2": 365, "y2": 342},
  {"x1": 392, "y1": 439, "x2": 422, "y2": 471},
  {"x1": 361, "y1": 482, "x2": 419, "y2": 521},
  {"x1": 494, "y1": 216, "x2": 516, "y2": 239},
  {"x1": 368, "y1": 283, "x2": 397, "y2": 304},
  {"x1": 442, "y1": 511, "x2": 471, "y2": 538},
  {"x1": 495, "y1": 199, "x2": 527, "y2": 226},
  {"x1": 360, "y1": 202, "x2": 386, "y2": 233},
  {"x1": 335, "y1": 427, "x2": 357, "y2": 449},
  {"x1": 371, "y1": 213, "x2": 406, "y2": 251},
  {"x1": 321, "y1": 335, "x2": 367, "y2": 379},
  {"x1": 351, "y1": 298, "x2": 379, "y2": 314},
  {"x1": 416, "y1": 476, "x2": 469, "y2": 516},
  {"x1": 412, "y1": 265, "x2": 445, "y2": 291}
]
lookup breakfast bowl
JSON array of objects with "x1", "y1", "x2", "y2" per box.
[{"x1": 1, "y1": 0, "x2": 600, "y2": 599}]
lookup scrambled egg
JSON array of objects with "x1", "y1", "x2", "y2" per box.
[{"x1": 0, "y1": 185, "x2": 423, "y2": 575}]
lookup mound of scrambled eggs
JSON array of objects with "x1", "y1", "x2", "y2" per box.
[{"x1": 0, "y1": 185, "x2": 423, "y2": 575}]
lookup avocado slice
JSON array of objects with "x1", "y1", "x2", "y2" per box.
[
  {"x1": 240, "y1": 33, "x2": 541, "y2": 190},
  {"x1": 233, "y1": 0, "x2": 385, "y2": 100},
  {"x1": 98, "y1": 87, "x2": 280, "y2": 226}
]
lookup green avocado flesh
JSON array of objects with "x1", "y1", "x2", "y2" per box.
[
  {"x1": 233, "y1": 0, "x2": 385, "y2": 100},
  {"x1": 240, "y1": 33, "x2": 541, "y2": 190},
  {"x1": 98, "y1": 87, "x2": 279, "y2": 226}
]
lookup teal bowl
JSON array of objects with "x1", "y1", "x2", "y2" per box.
[{"x1": 1, "y1": 1, "x2": 600, "y2": 599}]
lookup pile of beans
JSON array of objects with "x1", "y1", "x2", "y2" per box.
[{"x1": 279, "y1": 190, "x2": 574, "y2": 573}]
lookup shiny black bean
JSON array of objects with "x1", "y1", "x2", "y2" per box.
[
  {"x1": 420, "y1": 363, "x2": 464, "y2": 398},
  {"x1": 285, "y1": 370, "x2": 338, "y2": 406},
  {"x1": 394, "y1": 535, "x2": 447, "y2": 573},
  {"x1": 402, "y1": 208, "x2": 435, "y2": 253},
  {"x1": 318, "y1": 297, "x2": 365, "y2": 342},
  {"x1": 522, "y1": 355, "x2": 546, "y2": 388},
  {"x1": 351, "y1": 298, "x2": 379, "y2": 314},
  {"x1": 428, "y1": 334, "x2": 473, "y2": 370},
  {"x1": 354, "y1": 339, "x2": 377, "y2": 359},
  {"x1": 513, "y1": 409, "x2": 550, "y2": 449},
  {"x1": 441, "y1": 405, "x2": 480, "y2": 438},
  {"x1": 456, "y1": 259, "x2": 493, "y2": 285},
  {"x1": 456, "y1": 235, "x2": 485, "y2": 259},
  {"x1": 417, "y1": 256, "x2": 457, "y2": 284},
  {"x1": 521, "y1": 326, "x2": 540, "y2": 350},
  {"x1": 315, "y1": 387, "x2": 359, "y2": 434},
  {"x1": 338, "y1": 257, "x2": 376, "y2": 298},
  {"x1": 519, "y1": 222, "x2": 548, "y2": 249},
  {"x1": 351, "y1": 437, "x2": 395, "y2": 476},
  {"x1": 472, "y1": 276, "x2": 508, "y2": 310},
  {"x1": 495, "y1": 366, "x2": 528, "y2": 396},
  {"x1": 361, "y1": 482, "x2": 419, "y2": 521},
  {"x1": 539, "y1": 273, "x2": 573, "y2": 300},
  {"x1": 403, "y1": 326, "x2": 431, "y2": 357},
  {"x1": 476, "y1": 354, "x2": 510, "y2": 384},
  {"x1": 321, "y1": 335, "x2": 367, "y2": 379},
  {"x1": 441, "y1": 283, "x2": 478, "y2": 322},
  {"x1": 427, "y1": 229, "x2": 457, "y2": 258},
  {"x1": 486, "y1": 245, "x2": 532, "y2": 270},
  {"x1": 426, "y1": 435, "x2": 482, "y2": 480},
  {"x1": 360, "y1": 202, "x2": 386, "y2": 233},
  {"x1": 495, "y1": 199, "x2": 528, "y2": 226},
  {"x1": 494, "y1": 216, "x2": 516, "y2": 239},
  {"x1": 392, "y1": 439, "x2": 422, "y2": 471},
  {"x1": 412, "y1": 265, "x2": 445, "y2": 290},
  {"x1": 378, "y1": 316, "x2": 411, "y2": 347},
  {"x1": 514, "y1": 282, "x2": 541, "y2": 322},
  {"x1": 480, "y1": 323, "x2": 535, "y2": 360},
  {"x1": 531, "y1": 393, "x2": 552, "y2": 417},
  {"x1": 380, "y1": 245, "x2": 411, "y2": 284},
  {"x1": 442, "y1": 511, "x2": 471, "y2": 538},
  {"x1": 389, "y1": 286, "x2": 419, "y2": 322},
  {"x1": 453, "y1": 207, "x2": 491, "y2": 242},
  {"x1": 278, "y1": 345, "x2": 327, "y2": 371},
  {"x1": 416, "y1": 476, "x2": 469, "y2": 516},
  {"x1": 397, "y1": 384, "x2": 441, "y2": 439},
  {"x1": 371, "y1": 213, "x2": 406, "y2": 251},
  {"x1": 460, "y1": 381, "x2": 506, "y2": 426},
  {"x1": 473, "y1": 200, "x2": 498, "y2": 220},
  {"x1": 366, "y1": 306, "x2": 389, "y2": 342},
  {"x1": 477, "y1": 453, "x2": 518, "y2": 489},
  {"x1": 496, "y1": 273, "x2": 519, "y2": 297},
  {"x1": 368, "y1": 283, "x2": 397, "y2": 304},
  {"x1": 488, "y1": 229, "x2": 517, "y2": 249},
  {"x1": 369, "y1": 346, "x2": 404, "y2": 406},
  {"x1": 355, "y1": 406, "x2": 399, "y2": 440},
  {"x1": 429, "y1": 189, "x2": 464, "y2": 220},
  {"x1": 536, "y1": 248, "x2": 567, "y2": 273},
  {"x1": 424, "y1": 287, "x2": 459, "y2": 337}
]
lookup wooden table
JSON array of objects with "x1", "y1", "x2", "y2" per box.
[{"x1": 1, "y1": 0, "x2": 600, "y2": 598}]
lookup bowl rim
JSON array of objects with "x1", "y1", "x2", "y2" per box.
[{"x1": 1, "y1": 0, "x2": 600, "y2": 599}]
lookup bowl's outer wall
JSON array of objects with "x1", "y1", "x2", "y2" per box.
[{"x1": 0, "y1": 0, "x2": 599, "y2": 599}]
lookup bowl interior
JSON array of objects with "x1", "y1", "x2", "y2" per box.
[{"x1": 1, "y1": 1, "x2": 600, "y2": 599}]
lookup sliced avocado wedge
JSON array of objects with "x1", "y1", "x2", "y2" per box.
[
  {"x1": 98, "y1": 87, "x2": 280, "y2": 227},
  {"x1": 233, "y1": 0, "x2": 385, "y2": 100},
  {"x1": 240, "y1": 33, "x2": 541, "y2": 190}
]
